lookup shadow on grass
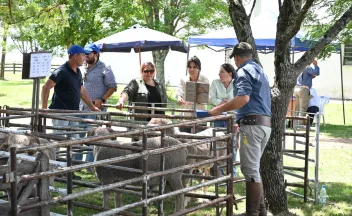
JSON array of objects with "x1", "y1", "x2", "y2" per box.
[
  {"x1": 320, "y1": 124, "x2": 352, "y2": 139},
  {"x1": 287, "y1": 182, "x2": 352, "y2": 216}
]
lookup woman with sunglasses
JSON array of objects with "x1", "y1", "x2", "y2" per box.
[
  {"x1": 116, "y1": 62, "x2": 167, "y2": 122},
  {"x1": 176, "y1": 56, "x2": 209, "y2": 132}
]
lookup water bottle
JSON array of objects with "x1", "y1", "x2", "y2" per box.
[{"x1": 319, "y1": 185, "x2": 327, "y2": 205}]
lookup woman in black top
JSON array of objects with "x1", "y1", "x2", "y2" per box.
[{"x1": 116, "y1": 62, "x2": 167, "y2": 122}]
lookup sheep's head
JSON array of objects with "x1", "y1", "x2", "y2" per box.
[
  {"x1": 87, "y1": 127, "x2": 116, "y2": 140},
  {"x1": 1, "y1": 134, "x2": 40, "y2": 155},
  {"x1": 146, "y1": 118, "x2": 180, "y2": 135}
]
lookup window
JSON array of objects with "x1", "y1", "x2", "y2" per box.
[{"x1": 344, "y1": 44, "x2": 352, "y2": 65}]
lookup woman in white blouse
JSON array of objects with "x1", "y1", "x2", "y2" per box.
[
  {"x1": 209, "y1": 63, "x2": 235, "y2": 110},
  {"x1": 209, "y1": 63, "x2": 238, "y2": 176}
]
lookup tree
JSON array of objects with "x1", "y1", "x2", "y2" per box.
[
  {"x1": 227, "y1": 0, "x2": 352, "y2": 214},
  {"x1": 99, "y1": 0, "x2": 231, "y2": 85}
]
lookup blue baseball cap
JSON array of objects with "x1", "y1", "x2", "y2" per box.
[
  {"x1": 84, "y1": 43, "x2": 100, "y2": 54},
  {"x1": 67, "y1": 45, "x2": 85, "y2": 55}
]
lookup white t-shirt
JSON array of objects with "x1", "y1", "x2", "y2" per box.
[{"x1": 308, "y1": 88, "x2": 320, "y2": 107}]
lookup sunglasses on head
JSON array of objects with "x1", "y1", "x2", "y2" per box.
[{"x1": 143, "y1": 69, "x2": 155, "y2": 73}]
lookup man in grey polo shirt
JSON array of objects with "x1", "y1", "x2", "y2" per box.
[
  {"x1": 209, "y1": 42, "x2": 271, "y2": 216},
  {"x1": 75, "y1": 43, "x2": 117, "y2": 162}
]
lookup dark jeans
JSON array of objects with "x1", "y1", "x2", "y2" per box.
[{"x1": 307, "y1": 106, "x2": 319, "y2": 125}]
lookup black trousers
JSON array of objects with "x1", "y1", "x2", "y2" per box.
[{"x1": 307, "y1": 106, "x2": 319, "y2": 125}]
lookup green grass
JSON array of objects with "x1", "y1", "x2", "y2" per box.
[{"x1": 1, "y1": 73, "x2": 352, "y2": 215}]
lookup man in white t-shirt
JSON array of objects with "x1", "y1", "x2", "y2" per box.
[{"x1": 307, "y1": 88, "x2": 320, "y2": 125}]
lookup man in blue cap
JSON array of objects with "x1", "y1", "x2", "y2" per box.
[
  {"x1": 75, "y1": 43, "x2": 117, "y2": 162},
  {"x1": 42, "y1": 45, "x2": 99, "y2": 178}
]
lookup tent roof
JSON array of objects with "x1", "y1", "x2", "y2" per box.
[{"x1": 95, "y1": 24, "x2": 188, "y2": 53}]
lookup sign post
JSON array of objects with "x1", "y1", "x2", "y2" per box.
[{"x1": 22, "y1": 52, "x2": 52, "y2": 132}]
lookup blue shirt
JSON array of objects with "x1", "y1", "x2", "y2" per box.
[
  {"x1": 296, "y1": 65, "x2": 320, "y2": 88},
  {"x1": 49, "y1": 62, "x2": 83, "y2": 110},
  {"x1": 234, "y1": 60, "x2": 272, "y2": 121}
]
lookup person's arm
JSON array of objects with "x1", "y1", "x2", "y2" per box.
[
  {"x1": 41, "y1": 79, "x2": 56, "y2": 109},
  {"x1": 80, "y1": 86, "x2": 99, "y2": 111},
  {"x1": 176, "y1": 78, "x2": 186, "y2": 106},
  {"x1": 102, "y1": 66, "x2": 117, "y2": 100},
  {"x1": 305, "y1": 60, "x2": 320, "y2": 77},
  {"x1": 209, "y1": 80, "x2": 222, "y2": 106},
  {"x1": 209, "y1": 69, "x2": 252, "y2": 115},
  {"x1": 115, "y1": 79, "x2": 136, "y2": 109}
]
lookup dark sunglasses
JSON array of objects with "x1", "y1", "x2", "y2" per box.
[{"x1": 143, "y1": 69, "x2": 155, "y2": 73}]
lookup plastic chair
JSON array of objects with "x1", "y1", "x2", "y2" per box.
[{"x1": 318, "y1": 96, "x2": 330, "y2": 126}]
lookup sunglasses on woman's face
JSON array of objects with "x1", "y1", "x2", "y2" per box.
[{"x1": 143, "y1": 69, "x2": 155, "y2": 73}]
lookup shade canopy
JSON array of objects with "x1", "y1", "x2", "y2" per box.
[
  {"x1": 95, "y1": 24, "x2": 188, "y2": 53},
  {"x1": 188, "y1": 10, "x2": 312, "y2": 52}
]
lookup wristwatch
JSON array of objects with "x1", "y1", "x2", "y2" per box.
[{"x1": 100, "y1": 97, "x2": 106, "y2": 103}]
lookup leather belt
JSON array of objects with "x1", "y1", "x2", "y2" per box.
[{"x1": 238, "y1": 115, "x2": 271, "y2": 128}]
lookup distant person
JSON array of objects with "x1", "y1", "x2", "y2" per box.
[
  {"x1": 307, "y1": 88, "x2": 320, "y2": 125},
  {"x1": 75, "y1": 43, "x2": 117, "y2": 163},
  {"x1": 176, "y1": 56, "x2": 209, "y2": 132},
  {"x1": 294, "y1": 59, "x2": 320, "y2": 125},
  {"x1": 115, "y1": 62, "x2": 167, "y2": 122}
]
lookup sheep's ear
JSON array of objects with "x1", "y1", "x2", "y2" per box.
[
  {"x1": 87, "y1": 128, "x2": 97, "y2": 137},
  {"x1": 29, "y1": 137, "x2": 40, "y2": 146},
  {"x1": 107, "y1": 127, "x2": 114, "y2": 133},
  {"x1": 0, "y1": 143, "x2": 9, "y2": 151},
  {"x1": 1, "y1": 135, "x2": 9, "y2": 146}
]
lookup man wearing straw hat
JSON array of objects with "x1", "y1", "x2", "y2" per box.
[{"x1": 209, "y1": 42, "x2": 271, "y2": 216}]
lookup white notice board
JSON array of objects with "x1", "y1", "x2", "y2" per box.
[{"x1": 30, "y1": 52, "x2": 52, "y2": 78}]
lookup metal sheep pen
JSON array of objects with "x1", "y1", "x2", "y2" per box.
[{"x1": 0, "y1": 105, "x2": 238, "y2": 216}]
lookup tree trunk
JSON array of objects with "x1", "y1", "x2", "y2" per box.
[
  {"x1": 152, "y1": 49, "x2": 169, "y2": 86},
  {"x1": 0, "y1": 25, "x2": 8, "y2": 80}
]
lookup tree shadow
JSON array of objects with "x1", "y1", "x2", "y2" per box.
[
  {"x1": 320, "y1": 124, "x2": 352, "y2": 139},
  {"x1": 287, "y1": 182, "x2": 352, "y2": 216}
]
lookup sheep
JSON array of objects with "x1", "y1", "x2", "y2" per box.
[
  {"x1": 0, "y1": 134, "x2": 56, "y2": 165},
  {"x1": 89, "y1": 127, "x2": 187, "y2": 213},
  {"x1": 0, "y1": 134, "x2": 57, "y2": 187},
  {"x1": 147, "y1": 118, "x2": 229, "y2": 192}
]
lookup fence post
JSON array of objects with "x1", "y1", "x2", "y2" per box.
[{"x1": 13, "y1": 63, "x2": 16, "y2": 74}]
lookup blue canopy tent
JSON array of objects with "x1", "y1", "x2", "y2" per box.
[
  {"x1": 94, "y1": 24, "x2": 188, "y2": 65},
  {"x1": 188, "y1": 18, "x2": 346, "y2": 124}
]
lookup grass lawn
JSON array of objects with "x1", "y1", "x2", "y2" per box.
[{"x1": 1, "y1": 73, "x2": 351, "y2": 215}]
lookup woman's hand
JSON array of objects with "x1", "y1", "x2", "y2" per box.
[
  {"x1": 178, "y1": 96, "x2": 186, "y2": 106},
  {"x1": 115, "y1": 99, "x2": 124, "y2": 110}
]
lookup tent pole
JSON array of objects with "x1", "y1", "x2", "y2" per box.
[
  {"x1": 339, "y1": 46, "x2": 346, "y2": 125},
  {"x1": 138, "y1": 47, "x2": 141, "y2": 66},
  {"x1": 186, "y1": 44, "x2": 190, "y2": 75}
]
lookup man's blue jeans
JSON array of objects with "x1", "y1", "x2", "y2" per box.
[{"x1": 77, "y1": 115, "x2": 96, "y2": 162}]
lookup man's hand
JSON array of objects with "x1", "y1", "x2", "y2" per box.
[
  {"x1": 208, "y1": 106, "x2": 222, "y2": 116},
  {"x1": 220, "y1": 100, "x2": 228, "y2": 105},
  {"x1": 115, "y1": 100, "x2": 124, "y2": 110},
  {"x1": 93, "y1": 99, "x2": 103, "y2": 109},
  {"x1": 233, "y1": 123, "x2": 239, "y2": 133},
  {"x1": 89, "y1": 104, "x2": 100, "y2": 111},
  {"x1": 177, "y1": 97, "x2": 186, "y2": 106},
  {"x1": 312, "y1": 59, "x2": 318, "y2": 66}
]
